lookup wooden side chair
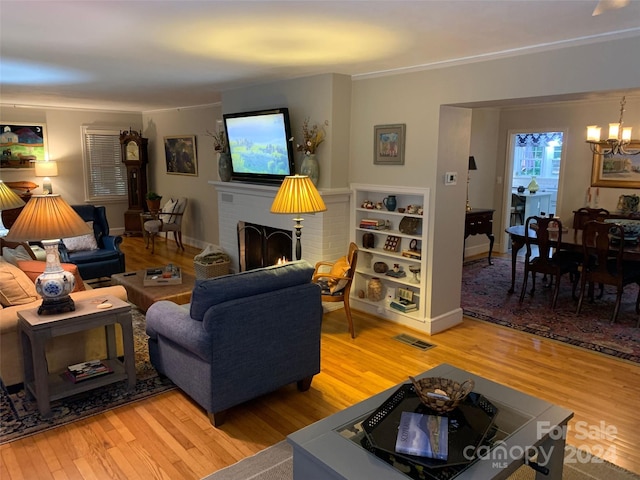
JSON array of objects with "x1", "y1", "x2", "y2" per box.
[
  {"x1": 312, "y1": 242, "x2": 359, "y2": 338},
  {"x1": 573, "y1": 207, "x2": 610, "y2": 229},
  {"x1": 576, "y1": 221, "x2": 640, "y2": 325},
  {"x1": 510, "y1": 193, "x2": 525, "y2": 225},
  {"x1": 519, "y1": 216, "x2": 579, "y2": 309},
  {"x1": 143, "y1": 197, "x2": 188, "y2": 254}
]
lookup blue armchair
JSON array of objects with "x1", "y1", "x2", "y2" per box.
[
  {"x1": 58, "y1": 205, "x2": 126, "y2": 280},
  {"x1": 146, "y1": 260, "x2": 323, "y2": 426}
]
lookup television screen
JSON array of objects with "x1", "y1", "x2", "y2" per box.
[{"x1": 223, "y1": 108, "x2": 295, "y2": 184}]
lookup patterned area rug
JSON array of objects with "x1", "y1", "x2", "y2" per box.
[
  {"x1": 462, "y1": 257, "x2": 640, "y2": 363},
  {"x1": 0, "y1": 307, "x2": 175, "y2": 445}
]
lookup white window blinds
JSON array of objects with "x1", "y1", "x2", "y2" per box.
[{"x1": 82, "y1": 127, "x2": 127, "y2": 201}]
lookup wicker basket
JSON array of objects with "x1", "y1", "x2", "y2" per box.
[
  {"x1": 409, "y1": 376, "x2": 474, "y2": 414},
  {"x1": 194, "y1": 259, "x2": 230, "y2": 280}
]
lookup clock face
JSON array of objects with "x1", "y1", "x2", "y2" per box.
[{"x1": 126, "y1": 141, "x2": 139, "y2": 160}]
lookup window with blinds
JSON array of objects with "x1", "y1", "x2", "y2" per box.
[{"x1": 82, "y1": 127, "x2": 127, "y2": 202}]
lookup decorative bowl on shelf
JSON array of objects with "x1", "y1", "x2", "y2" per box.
[
  {"x1": 373, "y1": 262, "x2": 388, "y2": 273},
  {"x1": 409, "y1": 376, "x2": 475, "y2": 414}
]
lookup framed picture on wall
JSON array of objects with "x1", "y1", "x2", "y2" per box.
[
  {"x1": 590, "y1": 142, "x2": 640, "y2": 188},
  {"x1": 0, "y1": 123, "x2": 48, "y2": 170},
  {"x1": 374, "y1": 124, "x2": 406, "y2": 165},
  {"x1": 164, "y1": 135, "x2": 198, "y2": 176}
]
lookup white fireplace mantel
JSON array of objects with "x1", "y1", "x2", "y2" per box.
[{"x1": 209, "y1": 181, "x2": 351, "y2": 273}]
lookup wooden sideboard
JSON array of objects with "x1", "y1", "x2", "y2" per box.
[{"x1": 465, "y1": 208, "x2": 495, "y2": 265}]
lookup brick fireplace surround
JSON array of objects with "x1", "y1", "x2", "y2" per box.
[{"x1": 210, "y1": 181, "x2": 351, "y2": 274}]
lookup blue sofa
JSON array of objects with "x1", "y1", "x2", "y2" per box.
[
  {"x1": 145, "y1": 260, "x2": 323, "y2": 426},
  {"x1": 58, "y1": 205, "x2": 126, "y2": 280}
]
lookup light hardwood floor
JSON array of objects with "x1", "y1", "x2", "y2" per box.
[{"x1": 1, "y1": 235, "x2": 639, "y2": 479}]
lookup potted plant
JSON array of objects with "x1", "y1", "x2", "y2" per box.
[{"x1": 146, "y1": 191, "x2": 162, "y2": 212}]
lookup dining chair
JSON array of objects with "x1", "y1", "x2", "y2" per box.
[
  {"x1": 519, "y1": 216, "x2": 579, "y2": 309},
  {"x1": 143, "y1": 197, "x2": 188, "y2": 254},
  {"x1": 312, "y1": 242, "x2": 359, "y2": 338},
  {"x1": 572, "y1": 207, "x2": 610, "y2": 229},
  {"x1": 510, "y1": 194, "x2": 525, "y2": 226},
  {"x1": 576, "y1": 221, "x2": 640, "y2": 325}
]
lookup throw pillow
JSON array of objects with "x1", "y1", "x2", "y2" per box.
[
  {"x1": 160, "y1": 198, "x2": 178, "y2": 223},
  {"x1": 328, "y1": 256, "x2": 351, "y2": 294},
  {"x1": 0, "y1": 258, "x2": 40, "y2": 307},
  {"x1": 2, "y1": 245, "x2": 34, "y2": 266},
  {"x1": 17, "y1": 260, "x2": 86, "y2": 292},
  {"x1": 62, "y1": 221, "x2": 98, "y2": 252}
]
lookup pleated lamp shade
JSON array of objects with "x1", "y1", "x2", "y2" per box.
[
  {"x1": 0, "y1": 181, "x2": 26, "y2": 236},
  {"x1": 270, "y1": 175, "x2": 327, "y2": 215},
  {"x1": 5, "y1": 194, "x2": 91, "y2": 242},
  {"x1": 0, "y1": 181, "x2": 26, "y2": 211}
]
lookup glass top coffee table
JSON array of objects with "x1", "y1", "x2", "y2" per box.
[{"x1": 288, "y1": 364, "x2": 573, "y2": 480}]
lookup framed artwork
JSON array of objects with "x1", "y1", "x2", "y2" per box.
[
  {"x1": 0, "y1": 123, "x2": 48, "y2": 169},
  {"x1": 374, "y1": 124, "x2": 406, "y2": 165},
  {"x1": 164, "y1": 135, "x2": 198, "y2": 176},
  {"x1": 590, "y1": 142, "x2": 640, "y2": 188}
]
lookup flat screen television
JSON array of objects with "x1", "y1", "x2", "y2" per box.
[{"x1": 223, "y1": 107, "x2": 295, "y2": 185}]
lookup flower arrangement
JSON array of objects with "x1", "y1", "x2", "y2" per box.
[
  {"x1": 206, "y1": 128, "x2": 228, "y2": 153},
  {"x1": 296, "y1": 118, "x2": 328, "y2": 156}
]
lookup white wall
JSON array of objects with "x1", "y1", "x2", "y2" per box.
[{"x1": 142, "y1": 105, "x2": 221, "y2": 248}]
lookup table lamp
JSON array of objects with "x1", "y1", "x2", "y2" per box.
[
  {"x1": 5, "y1": 194, "x2": 92, "y2": 315},
  {"x1": 466, "y1": 155, "x2": 478, "y2": 212},
  {"x1": 270, "y1": 175, "x2": 327, "y2": 260},
  {"x1": 34, "y1": 160, "x2": 59, "y2": 194},
  {"x1": 0, "y1": 180, "x2": 26, "y2": 237}
]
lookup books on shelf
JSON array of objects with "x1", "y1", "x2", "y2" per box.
[
  {"x1": 359, "y1": 218, "x2": 386, "y2": 230},
  {"x1": 401, "y1": 249, "x2": 422, "y2": 260},
  {"x1": 65, "y1": 359, "x2": 113, "y2": 383},
  {"x1": 390, "y1": 298, "x2": 418, "y2": 313},
  {"x1": 395, "y1": 411, "x2": 448, "y2": 460}
]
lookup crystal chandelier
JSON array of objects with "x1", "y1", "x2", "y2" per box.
[{"x1": 586, "y1": 96, "x2": 640, "y2": 156}]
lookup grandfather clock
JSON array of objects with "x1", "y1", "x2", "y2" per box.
[{"x1": 120, "y1": 129, "x2": 149, "y2": 236}]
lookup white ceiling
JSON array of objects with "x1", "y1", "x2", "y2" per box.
[{"x1": 1, "y1": 0, "x2": 640, "y2": 112}]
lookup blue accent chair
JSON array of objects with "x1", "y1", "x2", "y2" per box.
[
  {"x1": 145, "y1": 260, "x2": 323, "y2": 426},
  {"x1": 58, "y1": 205, "x2": 126, "y2": 280}
]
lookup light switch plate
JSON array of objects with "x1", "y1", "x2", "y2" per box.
[{"x1": 445, "y1": 172, "x2": 458, "y2": 185}]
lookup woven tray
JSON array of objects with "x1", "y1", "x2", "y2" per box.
[{"x1": 194, "y1": 260, "x2": 229, "y2": 279}]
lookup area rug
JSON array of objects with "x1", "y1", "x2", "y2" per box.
[
  {"x1": 462, "y1": 257, "x2": 640, "y2": 363},
  {"x1": 205, "y1": 441, "x2": 639, "y2": 480},
  {"x1": 0, "y1": 307, "x2": 175, "y2": 445}
]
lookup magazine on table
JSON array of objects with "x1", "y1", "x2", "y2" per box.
[{"x1": 395, "y1": 411, "x2": 448, "y2": 460}]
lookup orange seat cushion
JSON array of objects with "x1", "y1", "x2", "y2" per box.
[{"x1": 17, "y1": 260, "x2": 86, "y2": 293}]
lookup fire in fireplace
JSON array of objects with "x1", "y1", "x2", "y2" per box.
[{"x1": 237, "y1": 221, "x2": 293, "y2": 271}]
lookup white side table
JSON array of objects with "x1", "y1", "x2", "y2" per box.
[{"x1": 17, "y1": 295, "x2": 136, "y2": 417}]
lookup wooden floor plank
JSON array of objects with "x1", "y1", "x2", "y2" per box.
[{"x1": 2, "y1": 237, "x2": 639, "y2": 478}]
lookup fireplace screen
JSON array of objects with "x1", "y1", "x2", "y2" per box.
[{"x1": 237, "y1": 221, "x2": 293, "y2": 271}]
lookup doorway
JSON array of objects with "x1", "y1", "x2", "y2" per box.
[{"x1": 503, "y1": 130, "x2": 566, "y2": 249}]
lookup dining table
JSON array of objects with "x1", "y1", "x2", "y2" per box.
[{"x1": 504, "y1": 225, "x2": 640, "y2": 293}]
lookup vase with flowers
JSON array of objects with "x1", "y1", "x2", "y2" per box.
[
  {"x1": 296, "y1": 118, "x2": 328, "y2": 186},
  {"x1": 207, "y1": 128, "x2": 232, "y2": 182}
]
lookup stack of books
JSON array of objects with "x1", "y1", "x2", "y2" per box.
[
  {"x1": 360, "y1": 219, "x2": 386, "y2": 230},
  {"x1": 65, "y1": 359, "x2": 113, "y2": 383},
  {"x1": 390, "y1": 298, "x2": 418, "y2": 313}
]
